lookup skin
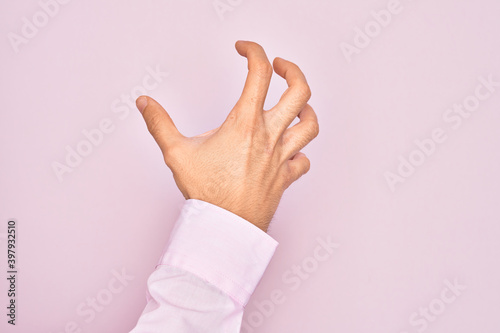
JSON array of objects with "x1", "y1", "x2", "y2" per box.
[{"x1": 135, "y1": 40, "x2": 319, "y2": 232}]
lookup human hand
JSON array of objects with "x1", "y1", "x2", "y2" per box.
[{"x1": 135, "y1": 41, "x2": 318, "y2": 232}]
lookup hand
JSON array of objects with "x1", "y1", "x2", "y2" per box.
[{"x1": 135, "y1": 41, "x2": 319, "y2": 232}]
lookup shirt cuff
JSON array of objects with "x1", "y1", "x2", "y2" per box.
[{"x1": 156, "y1": 199, "x2": 279, "y2": 307}]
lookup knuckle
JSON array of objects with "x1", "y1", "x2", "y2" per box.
[
  {"x1": 301, "y1": 84, "x2": 312, "y2": 100},
  {"x1": 253, "y1": 61, "x2": 273, "y2": 79},
  {"x1": 292, "y1": 83, "x2": 311, "y2": 101},
  {"x1": 249, "y1": 42, "x2": 266, "y2": 55},
  {"x1": 247, "y1": 41, "x2": 261, "y2": 50},
  {"x1": 303, "y1": 157, "x2": 311, "y2": 174},
  {"x1": 309, "y1": 120, "x2": 320, "y2": 139}
]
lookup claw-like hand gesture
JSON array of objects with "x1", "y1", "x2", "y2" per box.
[{"x1": 136, "y1": 41, "x2": 319, "y2": 231}]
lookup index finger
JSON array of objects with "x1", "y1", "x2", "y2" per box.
[{"x1": 234, "y1": 41, "x2": 273, "y2": 115}]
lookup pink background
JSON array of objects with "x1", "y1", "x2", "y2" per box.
[{"x1": 1, "y1": 0, "x2": 500, "y2": 332}]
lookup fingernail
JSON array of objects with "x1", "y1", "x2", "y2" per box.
[{"x1": 136, "y1": 96, "x2": 148, "y2": 114}]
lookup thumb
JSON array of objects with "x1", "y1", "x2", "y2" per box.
[{"x1": 136, "y1": 96, "x2": 182, "y2": 154}]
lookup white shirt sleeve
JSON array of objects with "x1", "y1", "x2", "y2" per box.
[{"x1": 129, "y1": 199, "x2": 279, "y2": 333}]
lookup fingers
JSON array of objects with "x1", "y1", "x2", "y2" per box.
[
  {"x1": 281, "y1": 104, "x2": 319, "y2": 160},
  {"x1": 285, "y1": 152, "x2": 310, "y2": 187},
  {"x1": 136, "y1": 96, "x2": 183, "y2": 155},
  {"x1": 270, "y1": 57, "x2": 311, "y2": 133},
  {"x1": 234, "y1": 41, "x2": 273, "y2": 114}
]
